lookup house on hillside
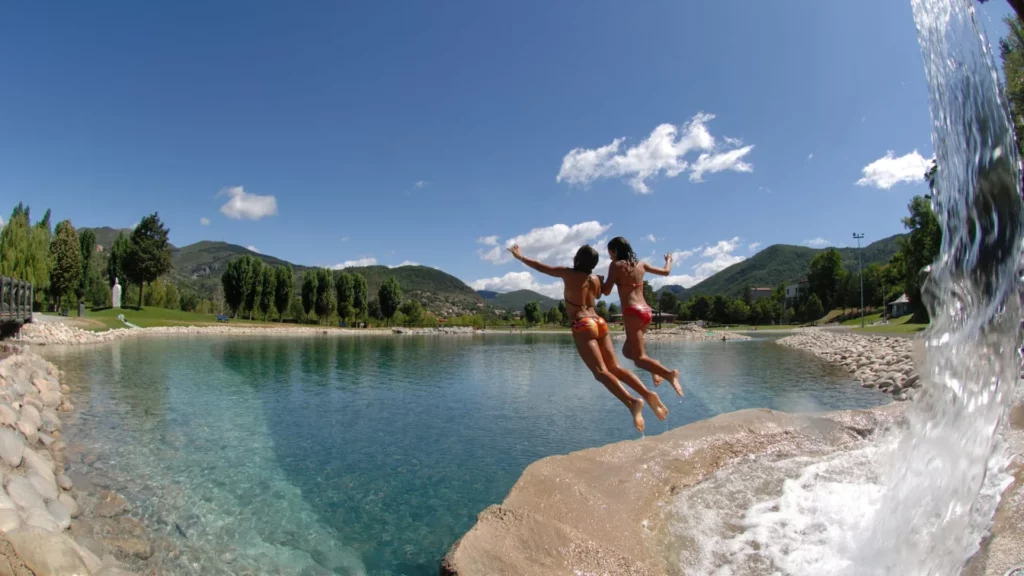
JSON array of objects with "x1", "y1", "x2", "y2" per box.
[
  {"x1": 784, "y1": 279, "x2": 809, "y2": 309},
  {"x1": 888, "y1": 294, "x2": 911, "y2": 318},
  {"x1": 748, "y1": 287, "x2": 773, "y2": 302}
]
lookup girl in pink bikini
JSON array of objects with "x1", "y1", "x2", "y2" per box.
[
  {"x1": 601, "y1": 236, "x2": 683, "y2": 396},
  {"x1": 508, "y1": 243, "x2": 668, "y2": 432}
]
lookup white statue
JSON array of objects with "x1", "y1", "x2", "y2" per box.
[{"x1": 112, "y1": 277, "x2": 122, "y2": 309}]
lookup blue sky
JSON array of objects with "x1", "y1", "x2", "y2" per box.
[{"x1": 1, "y1": 0, "x2": 1016, "y2": 298}]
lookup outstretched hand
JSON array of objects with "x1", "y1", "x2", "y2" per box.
[
  {"x1": 664, "y1": 253, "x2": 673, "y2": 265},
  {"x1": 508, "y1": 245, "x2": 524, "y2": 261}
]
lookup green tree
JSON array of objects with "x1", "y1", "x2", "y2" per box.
[
  {"x1": 77, "y1": 228, "x2": 96, "y2": 301},
  {"x1": 712, "y1": 295, "x2": 729, "y2": 323},
  {"x1": 523, "y1": 301, "x2": 542, "y2": 324},
  {"x1": 690, "y1": 295, "x2": 712, "y2": 321},
  {"x1": 725, "y1": 299, "x2": 750, "y2": 324},
  {"x1": 313, "y1": 268, "x2": 336, "y2": 323},
  {"x1": 335, "y1": 271, "x2": 355, "y2": 323},
  {"x1": 558, "y1": 300, "x2": 567, "y2": 320},
  {"x1": 259, "y1": 265, "x2": 276, "y2": 320},
  {"x1": 274, "y1": 265, "x2": 294, "y2": 321},
  {"x1": 546, "y1": 306, "x2": 563, "y2": 325},
  {"x1": 164, "y1": 282, "x2": 180, "y2": 311},
  {"x1": 368, "y1": 299, "x2": 383, "y2": 321},
  {"x1": 49, "y1": 220, "x2": 82, "y2": 310},
  {"x1": 124, "y1": 213, "x2": 172, "y2": 308},
  {"x1": 900, "y1": 194, "x2": 942, "y2": 321},
  {"x1": 301, "y1": 272, "x2": 318, "y2": 321},
  {"x1": 351, "y1": 273, "x2": 369, "y2": 320},
  {"x1": 801, "y1": 293, "x2": 825, "y2": 322},
  {"x1": 608, "y1": 302, "x2": 620, "y2": 317},
  {"x1": 180, "y1": 289, "x2": 199, "y2": 312},
  {"x1": 288, "y1": 295, "x2": 306, "y2": 323},
  {"x1": 1000, "y1": 15, "x2": 1024, "y2": 156},
  {"x1": 807, "y1": 248, "x2": 846, "y2": 310},
  {"x1": 377, "y1": 276, "x2": 403, "y2": 325},
  {"x1": 658, "y1": 291, "x2": 678, "y2": 317},
  {"x1": 244, "y1": 257, "x2": 265, "y2": 319},
  {"x1": 221, "y1": 257, "x2": 250, "y2": 317},
  {"x1": 595, "y1": 300, "x2": 609, "y2": 320},
  {"x1": 108, "y1": 232, "x2": 130, "y2": 288},
  {"x1": 399, "y1": 299, "x2": 424, "y2": 325}
]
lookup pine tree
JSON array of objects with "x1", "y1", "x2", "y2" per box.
[{"x1": 49, "y1": 220, "x2": 83, "y2": 310}]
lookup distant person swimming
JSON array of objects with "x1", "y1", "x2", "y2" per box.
[
  {"x1": 601, "y1": 236, "x2": 683, "y2": 396},
  {"x1": 508, "y1": 243, "x2": 668, "y2": 432}
]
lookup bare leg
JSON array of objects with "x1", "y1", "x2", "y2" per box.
[
  {"x1": 623, "y1": 320, "x2": 682, "y2": 397},
  {"x1": 574, "y1": 334, "x2": 645, "y2": 432},
  {"x1": 599, "y1": 335, "x2": 667, "y2": 421}
]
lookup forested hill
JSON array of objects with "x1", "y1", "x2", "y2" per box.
[
  {"x1": 477, "y1": 289, "x2": 560, "y2": 312},
  {"x1": 342, "y1": 264, "x2": 482, "y2": 314},
  {"x1": 660, "y1": 234, "x2": 905, "y2": 300}
]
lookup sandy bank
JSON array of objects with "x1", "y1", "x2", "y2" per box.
[{"x1": 613, "y1": 325, "x2": 752, "y2": 343}]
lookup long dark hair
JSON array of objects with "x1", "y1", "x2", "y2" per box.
[
  {"x1": 607, "y1": 236, "x2": 638, "y2": 265},
  {"x1": 572, "y1": 245, "x2": 599, "y2": 273}
]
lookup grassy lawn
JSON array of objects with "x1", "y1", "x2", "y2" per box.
[
  {"x1": 720, "y1": 324, "x2": 800, "y2": 331},
  {"x1": 81, "y1": 307, "x2": 277, "y2": 331},
  {"x1": 854, "y1": 322, "x2": 928, "y2": 334}
]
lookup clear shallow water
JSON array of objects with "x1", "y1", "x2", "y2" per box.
[{"x1": 44, "y1": 333, "x2": 887, "y2": 575}]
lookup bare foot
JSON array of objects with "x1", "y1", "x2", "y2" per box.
[
  {"x1": 669, "y1": 370, "x2": 683, "y2": 397},
  {"x1": 629, "y1": 397, "x2": 646, "y2": 433},
  {"x1": 647, "y1": 394, "x2": 669, "y2": 421},
  {"x1": 652, "y1": 373, "x2": 663, "y2": 387}
]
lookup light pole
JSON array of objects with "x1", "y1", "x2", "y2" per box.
[{"x1": 853, "y1": 233, "x2": 865, "y2": 328}]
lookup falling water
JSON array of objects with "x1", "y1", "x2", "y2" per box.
[
  {"x1": 670, "y1": 1, "x2": 1023, "y2": 574},
  {"x1": 854, "y1": 0, "x2": 1024, "y2": 573}
]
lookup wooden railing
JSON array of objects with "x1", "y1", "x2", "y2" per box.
[{"x1": 0, "y1": 277, "x2": 33, "y2": 324}]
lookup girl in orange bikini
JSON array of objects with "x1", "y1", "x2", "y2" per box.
[
  {"x1": 601, "y1": 236, "x2": 683, "y2": 396},
  {"x1": 508, "y1": 243, "x2": 668, "y2": 432}
]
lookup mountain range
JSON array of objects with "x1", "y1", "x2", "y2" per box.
[{"x1": 84, "y1": 228, "x2": 905, "y2": 314}]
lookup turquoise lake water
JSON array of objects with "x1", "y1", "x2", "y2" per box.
[{"x1": 46, "y1": 333, "x2": 889, "y2": 575}]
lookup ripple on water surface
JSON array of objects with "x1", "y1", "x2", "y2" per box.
[{"x1": 46, "y1": 333, "x2": 888, "y2": 575}]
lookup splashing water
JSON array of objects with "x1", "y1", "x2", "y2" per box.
[{"x1": 671, "y1": 1, "x2": 1023, "y2": 574}]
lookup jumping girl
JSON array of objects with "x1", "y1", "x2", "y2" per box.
[
  {"x1": 508, "y1": 243, "x2": 668, "y2": 432},
  {"x1": 601, "y1": 236, "x2": 683, "y2": 397}
]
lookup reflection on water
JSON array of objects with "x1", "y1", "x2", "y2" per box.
[{"x1": 46, "y1": 334, "x2": 886, "y2": 575}]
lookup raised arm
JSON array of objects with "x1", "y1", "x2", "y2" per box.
[
  {"x1": 601, "y1": 263, "x2": 617, "y2": 296},
  {"x1": 508, "y1": 245, "x2": 567, "y2": 279},
  {"x1": 643, "y1": 253, "x2": 673, "y2": 277}
]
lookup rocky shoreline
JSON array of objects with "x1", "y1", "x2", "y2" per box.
[
  {"x1": 614, "y1": 325, "x2": 752, "y2": 342},
  {"x1": 777, "y1": 329, "x2": 920, "y2": 400},
  {"x1": 0, "y1": 345, "x2": 141, "y2": 575}
]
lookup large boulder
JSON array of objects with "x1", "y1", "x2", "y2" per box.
[
  {"x1": 28, "y1": 470, "x2": 59, "y2": 501},
  {"x1": 7, "y1": 476, "x2": 46, "y2": 512},
  {"x1": 0, "y1": 404, "x2": 17, "y2": 428},
  {"x1": 18, "y1": 404, "x2": 41, "y2": 430},
  {"x1": 22, "y1": 448, "x2": 55, "y2": 483},
  {"x1": 6, "y1": 526, "x2": 90, "y2": 575},
  {"x1": 0, "y1": 428, "x2": 25, "y2": 467}
]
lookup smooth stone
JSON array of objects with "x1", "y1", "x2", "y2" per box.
[
  {"x1": 57, "y1": 474, "x2": 73, "y2": 491},
  {"x1": 59, "y1": 384, "x2": 70, "y2": 394},
  {"x1": 0, "y1": 404, "x2": 16, "y2": 428},
  {"x1": 40, "y1": 391, "x2": 61, "y2": 409},
  {"x1": 7, "y1": 476, "x2": 46, "y2": 511},
  {"x1": 23, "y1": 448, "x2": 55, "y2": 483},
  {"x1": 7, "y1": 527, "x2": 90, "y2": 575},
  {"x1": 19, "y1": 404, "x2": 41, "y2": 429},
  {"x1": 28, "y1": 470, "x2": 59, "y2": 501},
  {"x1": 904, "y1": 374, "x2": 921, "y2": 387},
  {"x1": 24, "y1": 507, "x2": 60, "y2": 532},
  {"x1": 95, "y1": 568, "x2": 138, "y2": 576},
  {"x1": 40, "y1": 409, "x2": 62, "y2": 433},
  {"x1": 0, "y1": 557, "x2": 12, "y2": 576},
  {"x1": 47, "y1": 500, "x2": 72, "y2": 530},
  {"x1": 102, "y1": 536, "x2": 153, "y2": 560},
  {"x1": 895, "y1": 392, "x2": 909, "y2": 402},
  {"x1": 23, "y1": 396, "x2": 43, "y2": 410},
  {"x1": 64, "y1": 538, "x2": 104, "y2": 574},
  {"x1": 877, "y1": 379, "x2": 894, "y2": 389},
  {"x1": 15, "y1": 421, "x2": 37, "y2": 445},
  {"x1": 58, "y1": 494, "x2": 79, "y2": 518},
  {"x1": 32, "y1": 377, "x2": 57, "y2": 395},
  {"x1": 95, "y1": 491, "x2": 130, "y2": 517},
  {"x1": 0, "y1": 509, "x2": 20, "y2": 533},
  {"x1": 38, "y1": 432, "x2": 55, "y2": 448},
  {"x1": 892, "y1": 383, "x2": 904, "y2": 394},
  {"x1": 0, "y1": 428, "x2": 25, "y2": 467}
]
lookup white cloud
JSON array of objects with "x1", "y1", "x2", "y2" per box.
[
  {"x1": 470, "y1": 271, "x2": 563, "y2": 299},
  {"x1": 200, "y1": 217, "x2": 210, "y2": 226},
  {"x1": 649, "y1": 274, "x2": 704, "y2": 290},
  {"x1": 477, "y1": 235, "x2": 499, "y2": 246},
  {"x1": 670, "y1": 247, "x2": 700, "y2": 262},
  {"x1": 219, "y1": 186, "x2": 278, "y2": 220},
  {"x1": 246, "y1": 245, "x2": 260, "y2": 254},
  {"x1": 644, "y1": 234, "x2": 657, "y2": 243},
  {"x1": 414, "y1": 180, "x2": 428, "y2": 189},
  {"x1": 805, "y1": 238, "x2": 830, "y2": 248},
  {"x1": 556, "y1": 113, "x2": 754, "y2": 194},
  {"x1": 330, "y1": 257, "x2": 377, "y2": 269},
  {"x1": 855, "y1": 150, "x2": 932, "y2": 189},
  {"x1": 478, "y1": 221, "x2": 612, "y2": 265},
  {"x1": 391, "y1": 261, "x2": 419, "y2": 267},
  {"x1": 650, "y1": 237, "x2": 746, "y2": 289},
  {"x1": 748, "y1": 242, "x2": 762, "y2": 252}
]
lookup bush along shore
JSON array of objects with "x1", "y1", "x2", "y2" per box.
[
  {"x1": 0, "y1": 346, "x2": 141, "y2": 575},
  {"x1": 777, "y1": 329, "x2": 920, "y2": 400}
]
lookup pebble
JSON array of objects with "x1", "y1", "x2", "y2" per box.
[
  {"x1": 46, "y1": 500, "x2": 72, "y2": 531},
  {"x1": 58, "y1": 494, "x2": 79, "y2": 519},
  {"x1": 95, "y1": 491, "x2": 130, "y2": 517},
  {"x1": 778, "y1": 329, "x2": 919, "y2": 400},
  {"x1": 56, "y1": 474, "x2": 73, "y2": 491}
]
